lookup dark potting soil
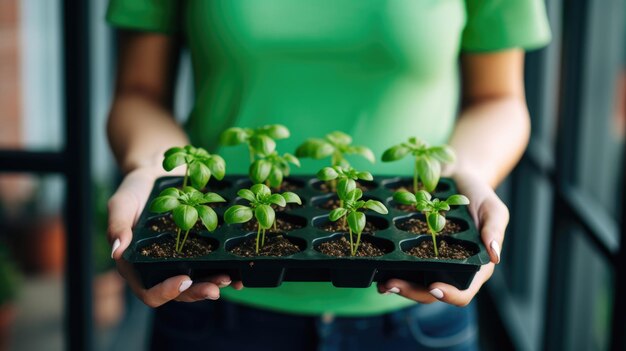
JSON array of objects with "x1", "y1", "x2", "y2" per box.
[
  {"x1": 242, "y1": 218, "x2": 304, "y2": 233},
  {"x1": 148, "y1": 214, "x2": 209, "y2": 233},
  {"x1": 229, "y1": 234, "x2": 302, "y2": 257},
  {"x1": 317, "y1": 236, "x2": 386, "y2": 257},
  {"x1": 396, "y1": 217, "x2": 462, "y2": 235},
  {"x1": 405, "y1": 240, "x2": 475, "y2": 260},
  {"x1": 320, "y1": 220, "x2": 383, "y2": 234},
  {"x1": 274, "y1": 201, "x2": 305, "y2": 212},
  {"x1": 140, "y1": 235, "x2": 214, "y2": 258},
  {"x1": 315, "y1": 181, "x2": 376, "y2": 193}
]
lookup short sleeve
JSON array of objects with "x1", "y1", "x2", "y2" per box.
[
  {"x1": 461, "y1": 0, "x2": 552, "y2": 52},
  {"x1": 106, "y1": 0, "x2": 180, "y2": 34}
]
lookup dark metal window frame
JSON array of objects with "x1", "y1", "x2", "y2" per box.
[{"x1": 0, "y1": 1, "x2": 92, "y2": 350}]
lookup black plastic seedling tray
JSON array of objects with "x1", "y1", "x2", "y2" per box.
[{"x1": 124, "y1": 175, "x2": 490, "y2": 290}]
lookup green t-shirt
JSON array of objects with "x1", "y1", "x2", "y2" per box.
[{"x1": 107, "y1": 0, "x2": 550, "y2": 316}]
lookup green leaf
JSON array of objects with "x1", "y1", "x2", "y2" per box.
[
  {"x1": 381, "y1": 145, "x2": 410, "y2": 162},
  {"x1": 427, "y1": 212, "x2": 446, "y2": 233},
  {"x1": 250, "y1": 135, "x2": 276, "y2": 156},
  {"x1": 357, "y1": 171, "x2": 373, "y2": 181},
  {"x1": 393, "y1": 191, "x2": 417, "y2": 205},
  {"x1": 173, "y1": 205, "x2": 198, "y2": 231},
  {"x1": 346, "y1": 188, "x2": 363, "y2": 203},
  {"x1": 220, "y1": 127, "x2": 248, "y2": 146},
  {"x1": 317, "y1": 167, "x2": 339, "y2": 181},
  {"x1": 163, "y1": 153, "x2": 187, "y2": 171},
  {"x1": 416, "y1": 157, "x2": 440, "y2": 193},
  {"x1": 337, "y1": 178, "x2": 357, "y2": 201},
  {"x1": 281, "y1": 192, "x2": 302, "y2": 205},
  {"x1": 255, "y1": 204, "x2": 275, "y2": 229},
  {"x1": 268, "y1": 166, "x2": 283, "y2": 188},
  {"x1": 295, "y1": 139, "x2": 335, "y2": 159},
  {"x1": 446, "y1": 194, "x2": 470, "y2": 206},
  {"x1": 196, "y1": 205, "x2": 218, "y2": 232},
  {"x1": 351, "y1": 146, "x2": 376, "y2": 163},
  {"x1": 203, "y1": 192, "x2": 226, "y2": 203},
  {"x1": 326, "y1": 131, "x2": 352, "y2": 145},
  {"x1": 415, "y1": 200, "x2": 430, "y2": 212},
  {"x1": 415, "y1": 190, "x2": 432, "y2": 202},
  {"x1": 237, "y1": 189, "x2": 256, "y2": 203},
  {"x1": 224, "y1": 205, "x2": 254, "y2": 224},
  {"x1": 158, "y1": 187, "x2": 180, "y2": 197},
  {"x1": 207, "y1": 155, "x2": 226, "y2": 180},
  {"x1": 150, "y1": 196, "x2": 180, "y2": 213},
  {"x1": 429, "y1": 146, "x2": 456, "y2": 163},
  {"x1": 329, "y1": 207, "x2": 348, "y2": 222},
  {"x1": 363, "y1": 200, "x2": 388, "y2": 214},
  {"x1": 283, "y1": 153, "x2": 300, "y2": 167},
  {"x1": 251, "y1": 183, "x2": 271, "y2": 199},
  {"x1": 249, "y1": 160, "x2": 272, "y2": 184},
  {"x1": 164, "y1": 147, "x2": 184, "y2": 157},
  {"x1": 268, "y1": 194, "x2": 287, "y2": 207},
  {"x1": 189, "y1": 162, "x2": 211, "y2": 189},
  {"x1": 347, "y1": 211, "x2": 366, "y2": 235},
  {"x1": 264, "y1": 124, "x2": 290, "y2": 139}
]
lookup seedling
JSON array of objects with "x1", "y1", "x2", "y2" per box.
[
  {"x1": 150, "y1": 187, "x2": 226, "y2": 253},
  {"x1": 328, "y1": 188, "x2": 388, "y2": 256},
  {"x1": 220, "y1": 125, "x2": 290, "y2": 163},
  {"x1": 249, "y1": 151, "x2": 300, "y2": 189},
  {"x1": 295, "y1": 131, "x2": 375, "y2": 168},
  {"x1": 316, "y1": 165, "x2": 373, "y2": 193},
  {"x1": 381, "y1": 137, "x2": 455, "y2": 193},
  {"x1": 393, "y1": 190, "x2": 469, "y2": 257},
  {"x1": 224, "y1": 184, "x2": 301, "y2": 253},
  {"x1": 162, "y1": 145, "x2": 226, "y2": 189}
]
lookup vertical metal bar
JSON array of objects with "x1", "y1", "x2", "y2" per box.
[
  {"x1": 543, "y1": 0, "x2": 588, "y2": 349},
  {"x1": 611, "y1": 153, "x2": 626, "y2": 350},
  {"x1": 62, "y1": 0, "x2": 92, "y2": 350}
]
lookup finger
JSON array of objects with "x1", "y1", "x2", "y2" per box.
[
  {"x1": 428, "y1": 263, "x2": 494, "y2": 307},
  {"x1": 195, "y1": 274, "x2": 233, "y2": 288},
  {"x1": 378, "y1": 279, "x2": 438, "y2": 304},
  {"x1": 478, "y1": 195, "x2": 509, "y2": 264},
  {"x1": 175, "y1": 282, "x2": 221, "y2": 302},
  {"x1": 107, "y1": 191, "x2": 138, "y2": 259},
  {"x1": 231, "y1": 281, "x2": 244, "y2": 290}
]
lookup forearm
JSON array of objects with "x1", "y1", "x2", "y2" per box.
[
  {"x1": 449, "y1": 96, "x2": 530, "y2": 188},
  {"x1": 107, "y1": 93, "x2": 188, "y2": 174}
]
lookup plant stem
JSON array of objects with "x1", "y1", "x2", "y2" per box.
[
  {"x1": 354, "y1": 231, "x2": 362, "y2": 257},
  {"x1": 182, "y1": 165, "x2": 189, "y2": 188},
  {"x1": 248, "y1": 145, "x2": 255, "y2": 164},
  {"x1": 273, "y1": 219, "x2": 277, "y2": 232},
  {"x1": 179, "y1": 229, "x2": 191, "y2": 253},
  {"x1": 175, "y1": 228, "x2": 182, "y2": 252},
  {"x1": 349, "y1": 227, "x2": 354, "y2": 256},
  {"x1": 430, "y1": 229, "x2": 439, "y2": 257},
  {"x1": 256, "y1": 225, "x2": 261, "y2": 253},
  {"x1": 330, "y1": 179, "x2": 337, "y2": 192},
  {"x1": 413, "y1": 157, "x2": 418, "y2": 193},
  {"x1": 262, "y1": 229, "x2": 266, "y2": 247}
]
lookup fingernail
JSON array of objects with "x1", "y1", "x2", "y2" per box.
[
  {"x1": 384, "y1": 287, "x2": 400, "y2": 295},
  {"x1": 490, "y1": 240, "x2": 501, "y2": 264},
  {"x1": 179, "y1": 280, "x2": 193, "y2": 292},
  {"x1": 218, "y1": 280, "x2": 231, "y2": 288},
  {"x1": 206, "y1": 294, "x2": 220, "y2": 300},
  {"x1": 110, "y1": 239, "x2": 120, "y2": 259},
  {"x1": 430, "y1": 288, "x2": 444, "y2": 299}
]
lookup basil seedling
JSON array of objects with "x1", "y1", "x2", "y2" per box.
[
  {"x1": 381, "y1": 137, "x2": 455, "y2": 193},
  {"x1": 393, "y1": 190, "x2": 469, "y2": 257},
  {"x1": 296, "y1": 131, "x2": 375, "y2": 168},
  {"x1": 220, "y1": 124, "x2": 290, "y2": 163},
  {"x1": 250, "y1": 151, "x2": 300, "y2": 189},
  {"x1": 316, "y1": 165, "x2": 373, "y2": 193},
  {"x1": 329, "y1": 188, "x2": 388, "y2": 256},
  {"x1": 150, "y1": 187, "x2": 226, "y2": 253},
  {"x1": 224, "y1": 184, "x2": 301, "y2": 253},
  {"x1": 162, "y1": 145, "x2": 226, "y2": 189}
]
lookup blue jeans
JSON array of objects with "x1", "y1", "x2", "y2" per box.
[{"x1": 150, "y1": 299, "x2": 478, "y2": 351}]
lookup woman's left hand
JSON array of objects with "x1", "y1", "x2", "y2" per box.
[{"x1": 377, "y1": 170, "x2": 509, "y2": 306}]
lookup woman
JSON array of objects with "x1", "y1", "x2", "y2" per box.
[{"x1": 106, "y1": 1, "x2": 550, "y2": 349}]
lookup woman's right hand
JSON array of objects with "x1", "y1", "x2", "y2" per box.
[{"x1": 108, "y1": 166, "x2": 242, "y2": 308}]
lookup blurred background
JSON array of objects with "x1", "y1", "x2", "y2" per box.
[{"x1": 0, "y1": 0, "x2": 624, "y2": 350}]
